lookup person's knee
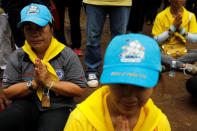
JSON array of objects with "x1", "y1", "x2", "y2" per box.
[
  {"x1": 37, "y1": 107, "x2": 70, "y2": 131},
  {"x1": 186, "y1": 76, "x2": 197, "y2": 96},
  {"x1": 0, "y1": 99, "x2": 37, "y2": 122}
]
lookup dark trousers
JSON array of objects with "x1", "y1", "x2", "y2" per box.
[
  {"x1": 186, "y1": 76, "x2": 197, "y2": 97},
  {"x1": 127, "y1": 0, "x2": 145, "y2": 33},
  {"x1": 0, "y1": 99, "x2": 70, "y2": 131},
  {"x1": 144, "y1": 0, "x2": 161, "y2": 24},
  {"x1": 163, "y1": 0, "x2": 170, "y2": 10},
  {"x1": 53, "y1": 0, "x2": 82, "y2": 48}
]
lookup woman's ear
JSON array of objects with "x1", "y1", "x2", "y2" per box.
[
  {"x1": 51, "y1": 25, "x2": 53, "y2": 33},
  {"x1": 50, "y1": 26, "x2": 54, "y2": 36}
]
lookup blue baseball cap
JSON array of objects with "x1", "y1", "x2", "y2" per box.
[
  {"x1": 100, "y1": 33, "x2": 162, "y2": 88},
  {"x1": 18, "y1": 3, "x2": 52, "y2": 28}
]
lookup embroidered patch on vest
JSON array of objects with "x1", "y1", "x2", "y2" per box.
[{"x1": 55, "y1": 69, "x2": 64, "y2": 80}]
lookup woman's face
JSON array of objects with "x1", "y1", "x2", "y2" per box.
[
  {"x1": 170, "y1": 0, "x2": 185, "y2": 8},
  {"x1": 23, "y1": 22, "x2": 52, "y2": 53},
  {"x1": 109, "y1": 84, "x2": 153, "y2": 116}
]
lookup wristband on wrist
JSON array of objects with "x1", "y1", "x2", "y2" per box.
[
  {"x1": 27, "y1": 80, "x2": 36, "y2": 92},
  {"x1": 47, "y1": 80, "x2": 54, "y2": 94},
  {"x1": 168, "y1": 28, "x2": 173, "y2": 36},
  {"x1": 179, "y1": 28, "x2": 185, "y2": 35},
  {"x1": 49, "y1": 80, "x2": 54, "y2": 90},
  {"x1": 183, "y1": 32, "x2": 188, "y2": 37},
  {"x1": 169, "y1": 25, "x2": 176, "y2": 32}
]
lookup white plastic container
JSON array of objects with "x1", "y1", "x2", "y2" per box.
[{"x1": 169, "y1": 60, "x2": 176, "y2": 77}]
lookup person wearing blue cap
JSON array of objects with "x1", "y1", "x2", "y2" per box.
[
  {"x1": 52, "y1": 0, "x2": 83, "y2": 56},
  {"x1": 0, "y1": 0, "x2": 50, "y2": 48},
  {"x1": 0, "y1": 3, "x2": 86, "y2": 131},
  {"x1": 64, "y1": 34, "x2": 171, "y2": 131}
]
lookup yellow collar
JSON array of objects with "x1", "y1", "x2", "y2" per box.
[{"x1": 22, "y1": 36, "x2": 66, "y2": 81}]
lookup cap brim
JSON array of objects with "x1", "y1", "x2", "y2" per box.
[
  {"x1": 100, "y1": 66, "x2": 159, "y2": 88},
  {"x1": 17, "y1": 17, "x2": 48, "y2": 28}
]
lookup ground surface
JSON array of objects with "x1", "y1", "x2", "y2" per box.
[{"x1": 1, "y1": 6, "x2": 197, "y2": 131}]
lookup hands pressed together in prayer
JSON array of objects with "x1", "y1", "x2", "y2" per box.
[
  {"x1": 115, "y1": 116, "x2": 130, "y2": 131},
  {"x1": 32, "y1": 58, "x2": 53, "y2": 90},
  {"x1": 173, "y1": 12, "x2": 182, "y2": 31}
]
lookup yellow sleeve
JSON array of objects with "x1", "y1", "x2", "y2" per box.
[
  {"x1": 152, "y1": 14, "x2": 166, "y2": 36},
  {"x1": 157, "y1": 114, "x2": 171, "y2": 131},
  {"x1": 188, "y1": 13, "x2": 197, "y2": 33},
  {"x1": 64, "y1": 108, "x2": 95, "y2": 131}
]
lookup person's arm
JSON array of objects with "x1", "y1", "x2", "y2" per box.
[
  {"x1": 34, "y1": 51, "x2": 86, "y2": 97},
  {"x1": 43, "y1": 79, "x2": 85, "y2": 97},
  {"x1": 153, "y1": 25, "x2": 175, "y2": 44},
  {"x1": 2, "y1": 51, "x2": 38, "y2": 99},
  {"x1": 152, "y1": 12, "x2": 179, "y2": 45},
  {"x1": 178, "y1": 27, "x2": 197, "y2": 44},
  {"x1": 2, "y1": 79, "x2": 38, "y2": 99},
  {"x1": 154, "y1": 12, "x2": 182, "y2": 44},
  {"x1": 185, "y1": 33, "x2": 197, "y2": 44},
  {"x1": 3, "y1": 74, "x2": 84, "y2": 99},
  {"x1": 178, "y1": 12, "x2": 197, "y2": 44},
  {"x1": 153, "y1": 31, "x2": 170, "y2": 44}
]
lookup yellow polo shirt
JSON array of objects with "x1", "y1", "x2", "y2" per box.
[{"x1": 152, "y1": 7, "x2": 197, "y2": 36}]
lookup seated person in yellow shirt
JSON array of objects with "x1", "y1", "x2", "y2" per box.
[
  {"x1": 64, "y1": 34, "x2": 171, "y2": 131},
  {"x1": 152, "y1": 0, "x2": 197, "y2": 74}
]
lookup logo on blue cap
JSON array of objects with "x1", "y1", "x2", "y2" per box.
[
  {"x1": 18, "y1": 3, "x2": 52, "y2": 28},
  {"x1": 120, "y1": 40, "x2": 145, "y2": 63},
  {"x1": 27, "y1": 5, "x2": 39, "y2": 15}
]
